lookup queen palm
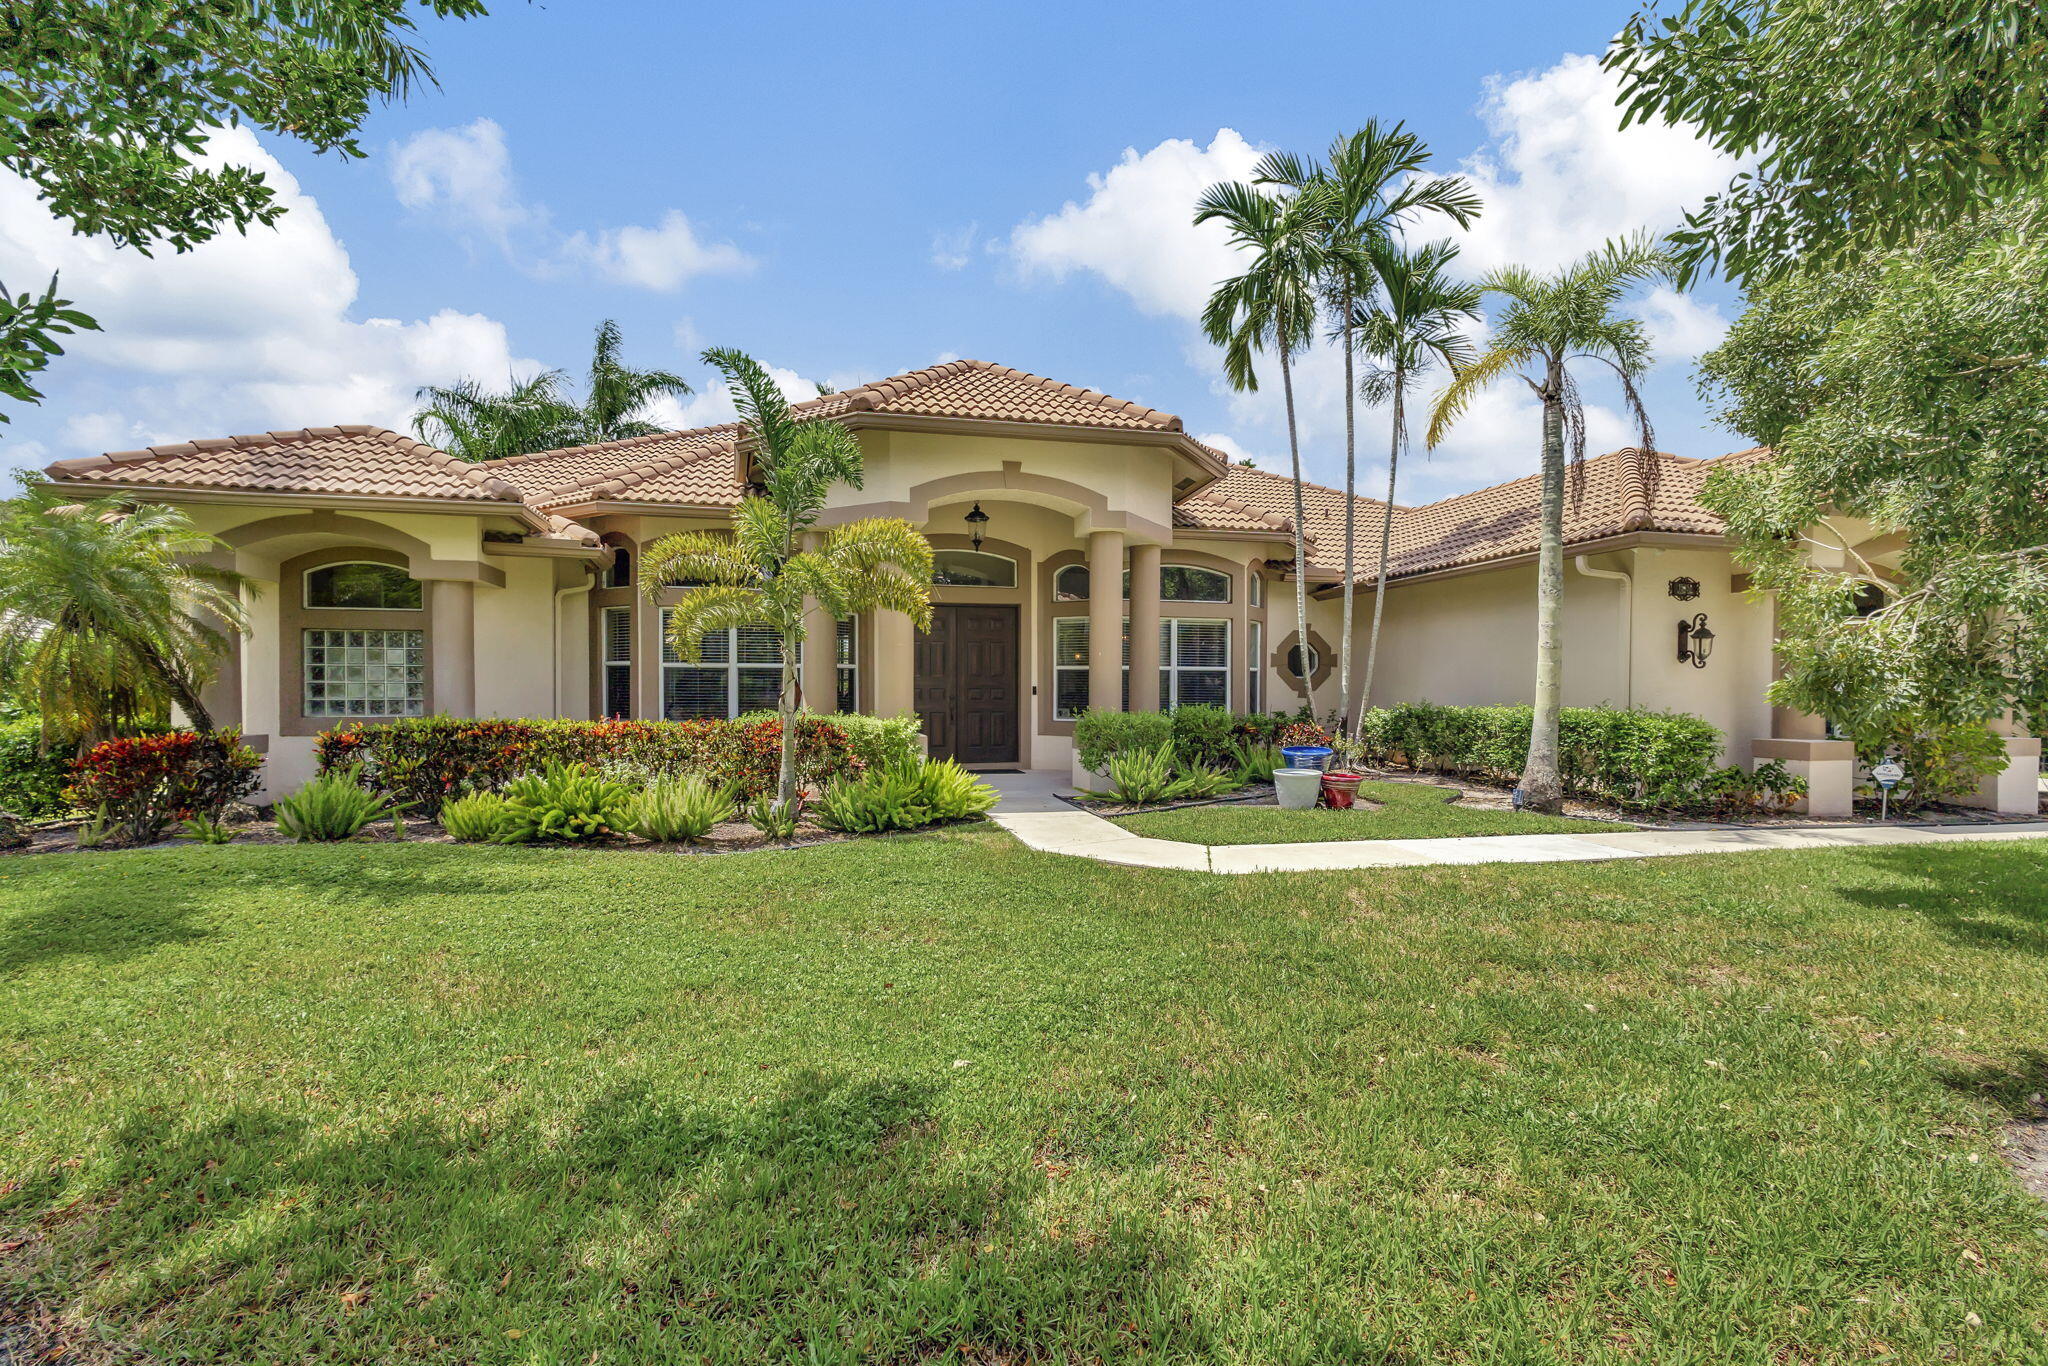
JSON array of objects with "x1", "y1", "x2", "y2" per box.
[
  {"x1": 0, "y1": 486, "x2": 248, "y2": 740},
  {"x1": 1354, "y1": 238, "x2": 1482, "y2": 715},
  {"x1": 1255, "y1": 124, "x2": 1480, "y2": 726},
  {"x1": 1426, "y1": 236, "x2": 1666, "y2": 812},
  {"x1": 1194, "y1": 179, "x2": 1330, "y2": 717},
  {"x1": 642, "y1": 349, "x2": 931, "y2": 816},
  {"x1": 414, "y1": 318, "x2": 693, "y2": 460}
]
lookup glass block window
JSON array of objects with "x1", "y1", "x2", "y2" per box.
[
  {"x1": 931, "y1": 549, "x2": 1016, "y2": 587},
  {"x1": 304, "y1": 562, "x2": 421, "y2": 610},
  {"x1": 1053, "y1": 617, "x2": 1091, "y2": 720},
  {"x1": 601, "y1": 607, "x2": 633, "y2": 718},
  {"x1": 835, "y1": 616, "x2": 857, "y2": 713},
  {"x1": 1053, "y1": 564, "x2": 1089, "y2": 601},
  {"x1": 661, "y1": 612, "x2": 790, "y2": 719},
  {"x1": 1162, "y1": 618, "x2": 1229, "y2": 708},
  {"x1": 302, "y1": 628, "x2": 424, "y2": 717}
]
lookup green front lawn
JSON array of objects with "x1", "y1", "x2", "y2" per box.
[
  {"x1": 4, "y1": 832, "x2": 2046, "y2": 1363},
  {"x1": 1118, "y1": 779, "x2": 1633, "y2": 843}
]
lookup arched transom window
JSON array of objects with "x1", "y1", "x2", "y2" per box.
[
  {"x1": 304, "y1": 562, "x2": 422, "y2": 610},
  {"x1": 932, "y1": 549, "x2": 1017, "y2": 587}
]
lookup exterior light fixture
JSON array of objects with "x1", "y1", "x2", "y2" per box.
[
  {"x1": 1667, "y1": 575, "x2": 1701, "y2": 602},
  {"x1": 964, "y1": 502, "x2": 990, "y2": 551},
  {"x1": 1676, "y1": 612, "x2": 1715, "y2": 668}
]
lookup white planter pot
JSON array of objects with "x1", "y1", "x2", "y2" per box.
[{"x1": 1274, "y1": 767, "x2": 1324, "y2": 810}]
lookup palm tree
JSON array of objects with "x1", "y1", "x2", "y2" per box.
[
  {"x1": 1353, "y1": 238, "x2": 1482, "y2": 716},
  {"x1": 1255, "y1": 124, "x2": 1481, "y2": 727},
  {"x1": 413, "y1": 319, "x2": 693, "y2": 460},
  {"x1": 1425, "y1": 236, "x2": 1667, "y2": 812},
  {"x1": 642, "y1": 349, "x2": 932, "y2": 816},
  {"x1": 413, "y1": 370, "x2": 581, "y2": 461},
  {"x1": 579, "y1": 318, "x2": 695, "y2": 445},
  {"x1": 1194, "y1": 179, "x2": 1330, "y2": 718},
  {"x1": 0, "y1": 486, "x2": 248, "y2": 740}
]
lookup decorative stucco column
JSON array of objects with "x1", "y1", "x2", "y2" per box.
[
  {"x1": 1955, "y1": 734, "x2": 2043, "y2": 815},
  {"x1": 1087, "y1": 529, "x2": 1125, "y2": 712},
  {"x1": 1127, "y1": 541, "x2": 1161, "y2": 711},
  {"x1": 872, "y1": 608, "x2": 917, "y2": 719},
  {"x1": 428, "y1": 578, "x2": 476, "y2": 718}
]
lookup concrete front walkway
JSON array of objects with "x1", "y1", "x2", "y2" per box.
[{"x1": 983, "y1": 779, "x2": 2048, "y2": 874}]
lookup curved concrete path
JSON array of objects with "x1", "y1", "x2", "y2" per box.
[{"x1": 980, "y1": 776, "x2": 2048, "y2": 875}]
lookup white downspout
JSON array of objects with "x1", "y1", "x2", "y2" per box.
[
  {"x1": 552, "y1": 569, "x2": 596, "y2": 718},
  {"x1": 1573, "y1": 555, "x2": 1633, "y2": 709}
]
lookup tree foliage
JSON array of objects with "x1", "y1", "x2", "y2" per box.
[
  {"x1": 641, "y1": 349, "x2": 932, "y2": 813},
  {"x1": 413, "y1": 318, "x2": 693, "y2": 460},
  {"x1": 1605, "y1": 0, "x2": 2048, "y2": 285},
  {"x1": 0, "y1": 485, "x2": 249, "y2": 740},
  {"x1": 0, "y1": 0, "x2": 484, "y2": 418},
  {"x1": 1698, "y1": 196, "x2": 2048, "y2": 734}
]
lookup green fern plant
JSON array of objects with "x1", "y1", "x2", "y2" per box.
[
  {"x1": 179, "y1": 813, "x2": 236, "y2": 845},
  {"x1": 625, "y1": 775, "x2": 733, "y2": 843},
  {"x1": 744, "y1": 792, "x2": 801, "y2": 841},
  {"x1": 274, "y1": 767, "x2": 404, "y2": 842},
  {"x1": 814, "y1": 758, "x2": 931, "y2": 833},
  {"x1": 492, "y1": 763, "x2": 633, "y2": 844},
  {"x1": 919, "y1": 758, "x2": 999, "y2": 821},
  {"x1": 1228, "y1": 740, "x2": 1283, "y2": 785},
  {"x1": 438, "y1": 791, "x2": 508, "y2": 843},
  {"x1": 73, "y1": 804, "x2": 114, "y2": 849}
]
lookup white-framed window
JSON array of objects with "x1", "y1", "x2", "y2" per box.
[
  {"x1": 601, "y1": 606, "x2": 632, "y2": 718},
  {"x1": 1249, "y1": 572, "x2": 1264, "y2": 607},
  {"x1": 835, "y1": 616, "x2": 857, "y2": 712},
  {"x1": 1162, "y1": 565, "x2": 1230, "y2": 603},
  {"x1": 1052, "y1": 616, "x2": 1231, "y2": 717},
  {"x1": 1053, "y1": 563, "x2": 1090, "y2": 601},
  {"x1": 1161, "y1": 618, "x2": 1230, "y2": 707},
  {"x1": 931, "y1": 549, "x2": 1017, "y2": 587},
  {"x1": 661, "y1": 611, "x2": 788, "y2": 719},
  {"x1": 304, "y1": 562, "x2": 422, "y2": 611},
  {"x1": 303, "y1": 628, "x2": 425, "y2": 717},
  {"x1": 1248, "y1": 620, "x2": 1263, "y2": 712}
]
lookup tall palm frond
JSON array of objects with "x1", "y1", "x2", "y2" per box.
[
  {"x1": 581, "y1": 318, "x2": 693, "y2": 445},
  {"x1": 412, "y1": 371, "x2": 580, "y2": 461}
]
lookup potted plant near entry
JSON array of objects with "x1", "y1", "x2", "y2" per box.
[
  {"x1": 1278, "y1": 719, "x2": 1335, "y2": 773},
  {"x1": 1320, "y1": 770, "x2": 1367, "y2": 809}
]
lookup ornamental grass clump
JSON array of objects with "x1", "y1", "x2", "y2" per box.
[
  {"x1": 1085, "y1": 743, "x2": 1234, "y2": 806},
  {"x1": 274, "y1": 767, "x2": 404, "y2": 842},
  {"x1": 492, "y1": 763, "x2": 632, "y2": 844},
  {"x1": 437, "y1": 791, "x2": 509, "y2": 843},
  {"x1": 624, "y1": 776, "x2": 733, "y2": 843},
  {"x1": 813, "y1": 757, "x2": 999, "y2": 834}
]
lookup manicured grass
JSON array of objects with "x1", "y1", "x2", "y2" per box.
[
  {"x1": 4, "y1": 832, "x2": 2048, "y2": 1363},
  {"x1": 1117, "y1": 779, "x2": 1633, "y2": 844}
]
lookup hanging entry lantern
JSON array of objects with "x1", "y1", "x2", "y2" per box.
[
  {"x1": 1676, "y1": 612, "x2": 1715, "y2": 668},
  {"x1": 964, "y1": 502, "x2": 990, "y2": 551}
]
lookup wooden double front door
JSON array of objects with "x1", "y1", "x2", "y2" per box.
[{"x1": 913, "y1": 604, "x2": 1019, "y2": 765}]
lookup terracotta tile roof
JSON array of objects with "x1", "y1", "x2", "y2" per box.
[
  {"x1": 44, "y1": 425, "x2": 531, "y2": 505},
  {"x1": 831, "y1": 359, "x2": 1181, "y2": 430}
]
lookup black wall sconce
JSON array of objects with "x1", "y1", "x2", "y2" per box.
[
  {"x1": 964, "y1": 502, "x2": 990, "y2": 550},
  {"x1": 1676, "y1": 612, "x2": 1715, "y2": 668}
]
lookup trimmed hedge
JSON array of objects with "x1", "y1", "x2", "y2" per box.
[
  {"x1": 1346, "y1": 702, "x2": 1794, "y2": 813},
  {"x1": 1075, "y1": 706, "x2": 1288, "y2": 772},
  {"x1": 0, "y1": 718, "x2": 74, "y2": 818},
  {"x1": 315, "y1": 713, "x2": 920, "y2": 813}
]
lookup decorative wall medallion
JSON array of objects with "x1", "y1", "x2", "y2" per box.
[{"x1": 1667, "y1": 575, "x2": 1701, "y2": 602}]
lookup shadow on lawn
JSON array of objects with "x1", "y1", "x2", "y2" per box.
[
  {"x1": 0, "y1": 866, "x2": 213, "y2": 980},
  {"x1": 10, "y1": 1070, "x2": 1215, "y2": 1361},
  {"x1": 1838, "y1": 846, "x2": 2048, "y2": 957}
]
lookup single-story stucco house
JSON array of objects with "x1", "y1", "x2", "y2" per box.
[{"x1": 38, "y1": 357, "x2": 2040, "y2": 815}]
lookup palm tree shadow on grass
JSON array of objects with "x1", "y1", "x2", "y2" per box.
[
  {"x1": 1838, "y1": 846, "x2": 2048, "y2": 957},
  {"x1": 8, "y1": 1071, "x2": 1227, "y2": 1362}
]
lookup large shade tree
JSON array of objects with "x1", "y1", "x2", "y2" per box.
[
  {"x1": 1426, "y1": 238, "x2": 1666, "y2": 811},
  {"x1": 1194, "y1": 180, "x2": 1332, "y2": 719},
  {"x1": 1253, "y1": 125, "x2": 1481, "y2": 727},
  {"x1": 1, "y1": 0, "x2": 483, "y2": 422},
  {"x1": 642, "y1": 350, "x2": 932, "y2": 816},
  {"x1": 415, "y1": 319, "x2": 694, "y2": 461},
  {"x1": 1352, "y1": 238, "x2": 1482, "y2": 715},
  {"x1": 0, "y1": 486, "x2": 248, "y2": 740}
]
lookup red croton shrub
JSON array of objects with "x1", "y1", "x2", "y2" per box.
[
  {"x1": 66, "y1": 730, "x2": 263, "y2": 845},
  {"x1": 316, "y1": 715, "x2": 865, "y2": 811}
]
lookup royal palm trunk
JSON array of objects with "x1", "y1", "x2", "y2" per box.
[
  {"x1": 1522, "y1": 357, "x2": 1567, "y2": 813},
  {"x1": 1279, "y1": 341, "x2": 1315, "y2": 720}
]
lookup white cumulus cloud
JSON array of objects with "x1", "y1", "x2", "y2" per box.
[{"x1": 556, "y1": 211, "x2": 754, "y2": 293}]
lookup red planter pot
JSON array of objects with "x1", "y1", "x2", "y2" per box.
[{"x1": 1320, "y1": 771, "x2": 1366, "y2": 809}]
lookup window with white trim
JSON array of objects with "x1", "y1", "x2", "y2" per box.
[
  {"x1": 1053, "y1": 563, "x2": 1090, "y2": 601},
  {"x1": 304, "y1": 562, "x2": 422, "y2": 610},
  {"x1": 303, "y1": 628, "x2": 424, "y2": 717},
  {"x1": 1248, "y1": 620, "x2": 1263, "y2": 712},
  {"x1": 1053, "y1": 617, "x2": 1092, "y2": 719},
  {"x1": 835, "y1": 616, "x2": 857, "y2": 712},
  {"x1": 1161, "y1": 618, "x2": 1230, "y2": 708},
  {"x1": 1249, "y1": 572, "x2": 1264, "y2": 607},
  {"x1": 601, "y1": 606, "x2": 633, "y2": 719},
  {"x1": 661, "y1": 611, "x2": 788, "y2": 719},
  {"x1": 931, "y1": 549, "x2": 1016, "y2": 587}
]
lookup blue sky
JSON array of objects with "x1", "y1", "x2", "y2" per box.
[{"x1": 0, "y1": 0, "x2": 1748, "y2": 505}]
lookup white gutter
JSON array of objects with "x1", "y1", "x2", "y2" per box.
[
  {"x1": 1573, "y1": 554, "x2": 1633, "y2": 708},
  {"x1": 552, "y1": 569, "x2": 596, "y2": 717}
]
